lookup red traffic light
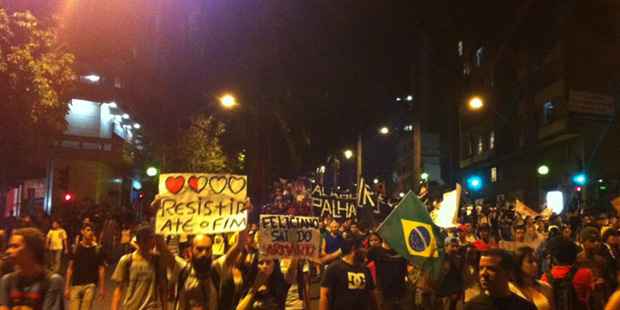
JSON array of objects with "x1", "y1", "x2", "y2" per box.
[
  {"x1": 64, "y1": 193, "x2": 74, "y2": 201},
  {"x1": 576, "y1": 186, "x2": 582, "y2": 192}
]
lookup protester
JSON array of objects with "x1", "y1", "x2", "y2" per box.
[
  {"x1": 541, "y1": 237, "x2": 592, "y2": 310},
  {"x1": 111, "y1": 224, "x2": 168, "y2": 310},
  {"x1": 0, "y1": 228, "x2": 64, "y2": 310},
  {"x1": 509, "y1": 246, "x2": 553, "y2": 310},
  {"x1": 435, "y1": 236, "x2": 465, "y2": 310},
  {"x1": 366, "y1": 233, "x2": 409, "y2": 310},
  {"x1": 472, "y1": 223, "x2": 497, "y2": 252},
  {"x1": 320, "y1": 236, "x2": 378, "y2": 310},
  {"x1": 65, "y1": 223, "x2": 106, "y2": 310},
  {"x1": 464, "y1": 249, "x2": 536, "y2": 310},
  {"x1": 321, "y1": 221, "x2": 344, "y2": 264},
  {"x1": 46, "y1": 220, "x2": 69, "y2": 273},
  {"x1": 236, "y1": 257, "x2": 297, "y2": 310},
  {"x1": 168, "y1": 234, "x2": 218, "y2": 310},
  {"x1": 576, "y1": 226, "x2": 608, "y2": 308}
]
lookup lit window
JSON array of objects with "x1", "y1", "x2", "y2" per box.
[
  {"x1": 491, "y1": 167, "x2": 497, "y2": 183},
  {"x1": 81, "y1": 74, "x2": 100, "y2": 84},
  {"x1": 477, "y1": 136, "x2": 484, "y2": 154},
  {"x1": 476, "y1": 47, "x2": 485, "y2": 66},
  {"x1": 489, "y1": 131, "x2": 495, "y2": 150},
  {"x1": 114, "y1": 77, "x2": 122, "y2": 88},
  {"x1": 463, "y1": 63, "x2": 471, "y2": 76},
  {"x1": 458, "y1": 41, "x2": 463, "y2": 56}
]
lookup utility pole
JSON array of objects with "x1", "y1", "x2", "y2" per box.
[
  {"x1": 413, "y1": 122, "x2": 422, "y2": 190},
  {"x1": 356, "y1": 134, "x2": 363, "y2": 186}
]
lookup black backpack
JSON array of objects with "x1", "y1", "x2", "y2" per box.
[{"x1": 545, "y1": 266, "x2": 586, "y2": 310}]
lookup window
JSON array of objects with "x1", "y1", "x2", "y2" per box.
[
  {"x1": 491, "y1": 167, "x2": 498, "y2": 183},
  {"x1": 476, "y1": 47, "x2": 485, "y2": 66},
  {"x1": 489, "y1": 131, "x2": 495, "y2": 150},
  {"x1": 114, "y1": 77, "x2": 123, "y2": 88},
  {"x1": 458, "y1": 41, "x2": 463, "y2": 56},
  {"x1": 477, "y1": 136, "x2": 484, "y2": 154},
  {"x1": 463, "y1": 63, "x2": 471, "y2": 76},
  {"x1": 543, "y1": 101, "x2": 555, "y2": 124}
]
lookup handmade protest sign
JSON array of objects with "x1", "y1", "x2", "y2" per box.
[
  {"x1": 156, "y1": 173, "x2": 248, "y2": 235},
  {"x1": 311, "y1": 185, "x2": 357, "y2": 219},
  {"x1": 258, "y1": 214, "x2": 321, "y2": 260}
]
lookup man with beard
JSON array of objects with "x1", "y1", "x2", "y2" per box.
[
  {"x1": 465, "y1": 249, "x2": 536, "y2": 310},
  {"x1": 172, "y1": 234, "x2": 218, "y2": 310},
  {"x1": 320, "y1": 236, "x2": 378, "y2": 310}
]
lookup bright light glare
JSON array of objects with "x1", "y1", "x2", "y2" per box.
[
  {"x1": 468, "y1": 96, "x2": 484, "y2": 110},
  {"x1": 219, "y1": 94, "x2": 238, "y2": 109},
  {"x1": 466, "y1": 175, "x2": 483, "y2": 191},
  {"x1": 546, "y1": 191, "x2": 564, "y2": 214},
  {"x1": 132, "y1": 179, "x2": 142, "y2": 190},
  {"x1": 122, "y1": 113, "x2": 130, "y2": 119},
  {"x1": 399, "y1": 192, "x2": 405, "y2": 198},
  {"x1": 319, "y1": 165, "x2": 326, "y2": 173},
  {"x1": 133, "y1": 123, "x2": 141, "y2": 129},
  {"x1": 373, "y1": 178, "x2": 379, "y2": 184},
  {"x1": 343, "y1": 149, "x2": 354, "y2": 159},
  {"x1": 572, "y1": 173, "x2": 587, "y2": 186},
  {"x1": 406, "y1": 95, "x2": 413, "y2": 101},
  {"x1": 83, "y1": 74, "x2": 100, "y2": 83},
  {"x1": 537, "y1": 165, "x2": 549, "y2": 175},
  {"x1": 108, "y1": 102, "x2": 117, "y2": 108},
  {"x1": 146, "y1": 167, "x2": 158, "y2": 177},
  {"x1": 421, "y1": 172, "x2": 429, "y2": 181},
  {"x1": 396, "y1": 97, "x2": 402, "y2": 101},
  {"x1": 379, "y1": 126, "x2": 390, "y2": 135}
]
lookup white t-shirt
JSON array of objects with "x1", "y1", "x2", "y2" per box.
[{"x1": 47, "y1": 228, "x2": 67, "y2": 251}]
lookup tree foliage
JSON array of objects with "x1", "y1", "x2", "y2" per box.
[
  {"x1": 174, "y1": 114, "x2": 243, "y2": 174},
  {"x1": 0, "y1": 9, "x2": 76, "y2": 181}
]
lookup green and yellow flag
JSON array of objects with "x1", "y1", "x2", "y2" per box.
[{"x1": 378, "y1": 191, "x2": 444, "y2": 277}]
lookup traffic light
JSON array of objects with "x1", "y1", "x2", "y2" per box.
[
  {"x1": 572, "y1": 172, "x2": 587, "y2": 186},
  {"x1": 64, "y1": 193, "x2": 74, "y2": 202},
  {"x1": 57, "y1": 166, "x2": 70, "y2": 192},
  {"x1": 466, "y1": 175, "x2": 483, "y2": 191}
]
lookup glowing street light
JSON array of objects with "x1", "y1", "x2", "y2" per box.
[
  {"x1": 318, "y1": 165, "x2": 326, "y2": 173},
  {"x1": 133, "y1": 123, "x2": 141, "y2": 129},
  {"x1": 373, "y1": 178, "x2": 379, "y2": 184},
  {"x1": 466, "y1": 175, "x2": 483, "y2": 191},
  {"x1": 146, "y1": 166, "x2": 158, "y2": 177},
  {"x1": 122, "y1": 113, "x2": 130, "y2": 119},
  {"x1": 406, "y1": 95, "x2": 413, "y2": 101},
  {"x1": 420, "y1": 172, "x2": 429, "y2": 181},
  {"x1": 572, "y1": 172, "x2": 587, "y2": 186},
  {"x1": 219, "y1": 94, "x2": 238, "y2": 109},
  {"x1": 537, "y1": 165, "x2": 550, "y2": 176},
  {"x1": 83, "y1": 74, "x2": 100, "y2": 83},
  {"x1": 468, "y1": 96, "x2": 484, "y2": 110},
  {"x1": 399, "y1": 192, "x2": 405, "y2": 198},
  {"x1": 343, "y1": 149, "x2": 354, "y2": 160},
  {"x1": 379, "y1": 126, "x2": 390, "y2": 135}
]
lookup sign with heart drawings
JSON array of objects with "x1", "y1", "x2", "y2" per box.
[{"x1": 157, "y1": 173, "x2": 248, "y2": 235}]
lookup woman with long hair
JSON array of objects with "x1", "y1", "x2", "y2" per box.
[
  {"x1": 236, "y1": 257, "x2": 297, "y2": 310},
  {"x1": 509, "y1": 246, "x2": 553, "y2": 310}
]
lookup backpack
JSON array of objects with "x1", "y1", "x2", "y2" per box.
[{"x1": 545, "y1": 266, "x2": 586, "y2": 310}]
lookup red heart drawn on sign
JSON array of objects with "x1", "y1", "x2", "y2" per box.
[
  {"x1": 188, "y1": 176, "x2": 208, "y2": 193},
  {"x1": 165, "y1": 176, "x2": 185, "y2": 194}
]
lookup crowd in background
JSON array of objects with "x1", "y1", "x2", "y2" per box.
[{"x1": 1, "y1": 187, "x2": 620, "y2": 309}]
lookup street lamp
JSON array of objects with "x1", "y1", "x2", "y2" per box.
[
  {"x1": 219, "y1": 94, "x2": 238, "y2": 109},
  {"x1": 379, "y1": 126, "x2": 390, "y2": 135},
  {"x1": 373, "y1": 178, "x2": 379, "y2": 184},
  {"x1": 343, "y1": 149, "x2": 354, "y2": 160},
  {"x1": 420, "y1": 172, "x2": 429, "y2": 181},
  {"x1": 468, "y1": 96, "x2": 484, "y2": 110},
  {"x1": 146, "y1": 166, "x2": 158, "y2": 177},
  {"x1": 537, "y1": 165, "x2": 550, "y2": 176}
]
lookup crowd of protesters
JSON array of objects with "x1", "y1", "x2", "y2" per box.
[{"x1": 1, "y1": 189, "x2": 620, "y2": 310}]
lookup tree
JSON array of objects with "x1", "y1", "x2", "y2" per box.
[
  {"x1": 174, "y1": 114, "x2": 242, "y2": 173},
  {"x1": 0, "y1": 10, "x2": 76, "y2": 202}
]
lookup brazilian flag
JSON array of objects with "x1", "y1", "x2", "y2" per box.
[{"x1": 377, "y1": 191, "x2": 444, "y2": 278}]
